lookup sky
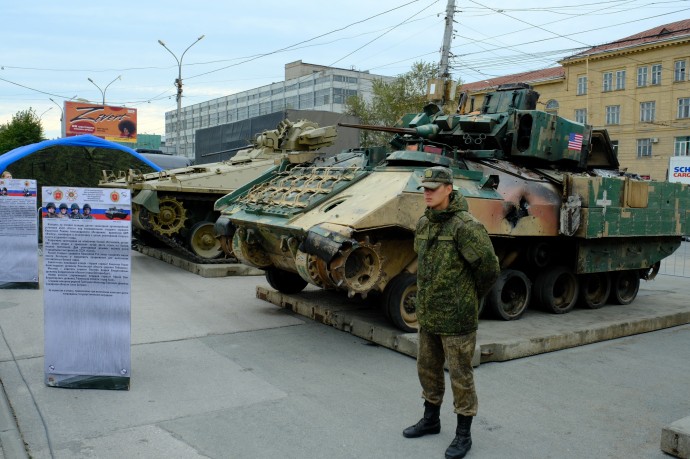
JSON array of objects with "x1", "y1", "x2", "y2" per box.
[{"x1": 1, "y1": 0, "x2": 689, "y2": 140}]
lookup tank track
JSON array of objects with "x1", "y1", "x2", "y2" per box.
[{"x1": 136, "y1": 194, "x2": 237, "y2": 265}]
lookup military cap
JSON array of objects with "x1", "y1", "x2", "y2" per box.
[
  {"x1": 418, "y1": 166, "x2": 453, "y2": 190},
  {"x1": 46, "y1": 202, "x2": 56, "y2": 209},
  {"x1": 70, "y1": 203, "x2": 80, "y2": 210},
  {"x1": 83, "y1": 203, "x2": 91, "y2": 210},
  {"x1": 59, "y1": 203, "x2": 68, "y2": 210}
]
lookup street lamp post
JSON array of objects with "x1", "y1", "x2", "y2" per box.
[
  {"x1": 38, "y1": 107, "x2": 53, "y2": 120},
  {"x1": 49, "y1": 98, "x2": 66, "y2": 137},
  {"x1": 158, "y1": 35, "x2": 205, "y2": 156},
  {"x1": 87, "y1": 75, "x2": 121, "y2": 106}
]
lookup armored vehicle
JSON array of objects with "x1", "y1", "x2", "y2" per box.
[
  {"x1": 215, "y1": 83, "x2": 690, "y2": 331},
  {"x1": 99, "y1": 119, "x2": 339, "y2": 261}
]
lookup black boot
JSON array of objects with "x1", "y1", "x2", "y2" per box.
[
  {"x1": 445, "y1": 414, "x2": 472, "y2": 459},
  {"x1": 402, "y1": 401, "x2": 441, "y2": 438}
]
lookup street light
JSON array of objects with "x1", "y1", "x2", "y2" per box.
[
  {"x1": 49, "y1": 98, "x2": 65, "y2": 137},
  {"x1": 87, "y1": 75, "x2": 121, "y2": 106},
  {"x1": 38, "y1": 107, "x2": 53, "y2": 120},
  {"x1": 158, "y1": 35, "x2": 205, "y2": 156}
]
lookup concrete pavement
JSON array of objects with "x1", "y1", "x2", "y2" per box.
[{"x1": 0, "y1": 250, "x2": 689, "y2": 458}]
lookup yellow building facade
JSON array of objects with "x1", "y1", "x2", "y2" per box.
[{"x1": 461, "y1": 20, "x2": 690, "y2": 180}]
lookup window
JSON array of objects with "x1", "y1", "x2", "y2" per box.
[
  {"x1": 545, "y1": 99, "x2": 559, "y2": 115},
  {"x1": 299, "y1": 80, "x2": 313, "y2": 89},
  {"x1": 575, "y1": 109, "x2": 587, "y2": 124},
  {"x1": 616, "y1": 70, "x2": 626, "y2": 90},
  {"x1": 299, "y1": 92, "x2": 313, "y2": 109},
  {"x1": 333, "y1": 88, "x2": 357, "y2": 104},
  {"x1": 284, "y1": 84, "x2": 297, "y2": 92},
  {"x1": 675, "y1": 60, "x2": 686, "y2": 82},
  {"x1": 611, "y1": 140, "x2": 619, "y2": 156},
  {"x1": 675, "y1": 137, "x2": 690, "y2": 156},
  {"x1": 652, "y1": 64, "x2": 662, "y2": 85},
  {"x1": 640, "y1": 101, "x2": 656, "y2": 122},
  {"x1": 259, "y1": 102, "x2": 271, "y2": 115},
  {"x1": 271, "y1": 99, "x2": 285, "y2": 112},
  {"x1": 603, "y1": 72, "x2": 613, "y2": 92},
  {"x1": 605, "y1": 105, "x2": 620, "y2": 125},
  {"x1": 314, "y1": 89, "x2": 330, "y2": 106},
  {"x1": 271, "y1": 87, "x2": 284, "y2": 95},
  {"x1": 577, "y1": 75, "x2": 587, "y2": 95},
  {"x1": 637, "y1": 67, "x2": 648, "y2": 87},
  {"x1": 678, "y1": 98, "x2": 690, "y2": 118},
  {"x1": 284, "y1": 95, "x2": 298, "y2": 109},
  {"x1": 637, "y1": 139, "x2": 653, "y2": 157}
]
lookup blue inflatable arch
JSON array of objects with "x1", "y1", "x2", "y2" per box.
[{"x1": 0, "y1": 134, "x2": 162, "y2": 173}]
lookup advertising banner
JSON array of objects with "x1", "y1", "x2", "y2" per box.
[
  {"x1": 42, "y1": 186, "x2": 131, "y2": 390},
  {"x1": 668, "y1": 156, "x2": 690, "y2": 184},
  {"x1": 64, "y1": 101, "x2": 137, "y2": 143},
  {"x1": 0, "y1": 178, "x2": 38, "y2": 284}
]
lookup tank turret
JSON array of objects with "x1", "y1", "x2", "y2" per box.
[{"x1": 339, "y1": 83, "x2": 618, "y2": 170}]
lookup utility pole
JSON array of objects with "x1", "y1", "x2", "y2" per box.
[
  {"x1": 158, "y1": 35, "x2": 205, "y2": 157},
  {"x1": 439, "y1": 0, "x2": 455, "y2": 80},
  {"x1": 429, "y1": 0, "x2": 456, "y2": 107}
]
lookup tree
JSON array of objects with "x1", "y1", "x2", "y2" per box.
[
  {"x1": 0, "y1": 108, "x2": 45, "y2": 154},
  {"x1": 345, "y1": 62, "x2": 460, "y2": 148}
]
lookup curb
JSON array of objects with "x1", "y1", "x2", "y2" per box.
[{"x1": 662, "y1": 416, "x2": 690, "y2": 458}]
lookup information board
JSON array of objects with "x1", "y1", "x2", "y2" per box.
[
  {"x1": 42, "y1": 186, "x2": 132, "y2": 390},
  {"x1": 0, "y1": 178, "x2": 38, "y2": 284}
]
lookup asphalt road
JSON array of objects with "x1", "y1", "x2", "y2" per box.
[{"x1": 0, "y1": 251, "x2": 688, "y2": 458}]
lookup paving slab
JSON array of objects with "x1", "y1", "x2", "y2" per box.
[
  {"x1": 0, "y1": 339, "x2": 286, "y2": 458},
  {"x1": 256, "y1": 272, "x2": 690, "y2": 364},
  {"x1": 662, "y1": 416, "x2": 690, "y2": 458},
  {"x1": 135, "y1": 245, "x2": 263, "y2": 277}
]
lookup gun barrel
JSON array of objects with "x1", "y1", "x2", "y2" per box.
[{"x1": 337, "y1": 122, "x2": 417, "y2": 135}]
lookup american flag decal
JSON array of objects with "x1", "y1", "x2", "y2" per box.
[{"x1": 568, "y1": 133, "x2": 583, "y2": 151}]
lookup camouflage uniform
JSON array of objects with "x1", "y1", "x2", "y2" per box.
[{"x1": 413, "y1": 167, "x2": 500, "y2": 416}]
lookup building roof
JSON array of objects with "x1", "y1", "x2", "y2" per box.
[
  {"x1": 562, "y1": 18, "x2": 690, "y2": 62},
  {"x1": 460, "y1": 66, "x2": 564, "y2": 92}
]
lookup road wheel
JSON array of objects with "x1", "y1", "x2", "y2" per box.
[
  {"x1": 609, "y1": 270, "x2": 640, "y2": 305},
  {"x1": 188, "y1": 221, "x2": 223, "y2": 259},
  {"x1": 534, "y1": 266, "x2": 579, "y2": 314},
  {"x1": 578, "y1": 272, "x2": 611, "y2": 309},
  {"x1": 384, "y1": 272, "x2": 418, "y2": 333},
  {"x1": 265, "y1": 268, "x2": 308, "y2": 294},
  {"x1": 486, "y1": 269, "x2": 531, "y2": 320}
]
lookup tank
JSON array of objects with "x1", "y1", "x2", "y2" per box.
[
  {"x1": 214, "y1": 83, "x2": 690, "y2": 331},
  {"x1": 99, "y1": 119, "x2": 342, "y2": 261}
]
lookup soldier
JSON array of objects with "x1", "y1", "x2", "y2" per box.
[
  {"x1": 82, "y1": 203, "x2": 94, "y2": 220},
  {"x1": 57, "y1": 203, "x2": 69, "y2": 218},
  {"x1": 69, "y1": 203, "x2": 82, "y2": 219},
  {"x1": 45, "y1": 202, "x2": 59, "y2": 218},
  {"x1": 403, "y1": 166, "x2": 499, "y2": 459}
]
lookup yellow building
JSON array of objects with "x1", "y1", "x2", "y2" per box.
[{"x1": 461, "y1": 19, "x2": 690, "y2": 180}]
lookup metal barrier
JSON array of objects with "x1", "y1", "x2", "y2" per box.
[{"x1": 659, "y1": 241, "x2": 690, "y2": 277}]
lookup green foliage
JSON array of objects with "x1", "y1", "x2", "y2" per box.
[
  {"x1": 0, "y1": 108, "x2": 45, "y2": 154},
  {"x1": 345, "y1": 62, "x2": 460, "y2": 148}
]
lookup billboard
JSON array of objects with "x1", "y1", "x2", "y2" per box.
[
  {"x1": 64, "y1": 102, "x2": 137, "y2": 143},
  {"x1": 668, "y1": 156, "x2": 690, "y2": 185}
]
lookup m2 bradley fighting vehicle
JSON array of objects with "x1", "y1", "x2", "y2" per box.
[
  {"x1": 214, "y1": 83, "x2": 690, "y2": 331},
  {"x1": 99, "y1": 119, "x2": 339, "y2": 261}
]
